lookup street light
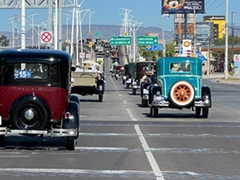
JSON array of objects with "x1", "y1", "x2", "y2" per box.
[
  {"x1": 8, "y1": 15, "x2": 19, "y2": 48},
  {"x1": 88, "y1": 10, "x2": 94, "y2": 37},
  {"x1": 224, "y1": 0, "x2": 229, "y2": 79},
  {"x1": 79, "y1": 9, "x2": 90, "y2": 66},
  {"x1": 28, "y1": 13, "x2": 38, "y2": 47},
  {"x1": 63, "y1": 13, "x2": 72, "y2": 42}
]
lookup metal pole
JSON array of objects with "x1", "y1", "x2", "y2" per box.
[
  {"x1": 224, "y1": 0, "x2": 229, "y2": 79},
  {"x1": 162, "y1": 25, "x2": 165, "y2": 57},
  {"x1": 193, "y1": 8, "x2": 197, "y2": 57},
  {"x1": 207, "y1": 22, "x2": 210, "y2": 75},
  {"x1": 21, "y1": 0, "x2": 26, "y2": 49},
  {"x1": 38, "y1": 25, "x2": 40, "y2": 49},
  {"x1": 70, "y1": 0, "x2": 76, "y2": 57},
  {"x1": 28, "y1": 13, "x2": 38, "y2": 47},
  {"x1": 58, "y1": 0, "x2": 63, "y2": 50},
  {"x1": 76, "y1": 9, "x2": 79, "y2": 66},
  {"x1": 231, "y1": 12, "x2": 235, "y2": 58},
  {"x1": 54, "y1": 0, "x2": 58, "y2": 50}
]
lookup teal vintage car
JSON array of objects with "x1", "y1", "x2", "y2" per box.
[{"x1": 148, "y1": 57, "x2": 212, "y2": 118}]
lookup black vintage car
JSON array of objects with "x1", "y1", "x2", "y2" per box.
[{"x1": 0, "y1": 49, "x2": 80, "y2": 150}]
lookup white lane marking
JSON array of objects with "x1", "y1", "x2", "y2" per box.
[
  {"x1": 0, "y1": 168, "x2": 153, "y2": 175},
  {"x1": 111, "y1": 78, "x2": 165, "y2": 180}
]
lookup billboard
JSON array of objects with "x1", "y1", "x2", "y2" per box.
[
  {"x1": 161, "y1": 0, "x2": 205, "y2": 14},
  {"x1": 203, "y1": 16, "x2": 226, "y2": 39}
]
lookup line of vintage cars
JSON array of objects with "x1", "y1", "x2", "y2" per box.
[{"x1": 118, "y1": 57, "x2": 212, "y2": 118}]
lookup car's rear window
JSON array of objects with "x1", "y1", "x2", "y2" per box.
[
  {"x1": 170, "y1": 62, "x2": 191, "y2": 72},
  {"x1": 14, "y1": 63, "x2": 48, "y2": 79}
]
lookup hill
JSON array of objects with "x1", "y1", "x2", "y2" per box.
[{"x1": 0, "y1": 24, "x2": 174, "y2": 47}]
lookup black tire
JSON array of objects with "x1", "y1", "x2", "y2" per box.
[
  {"x1": 195, "y1": 107, "x2": 201, "y2": 116},
  {"x1": 202, "y1": 108, "x2": 209, "y2": 118},
  {"x1": 65, "y1": 138, "x2": 76, "y2": 150},
  {"x1": 99, "y1": 94, "x2": 103, "y2": 102},
  {"x1": 122, "y1": 80, "x2": 125, "y2": 84},
  {"x1": 150, "y1": 107, "x2": 158, "y2": 117},
  {"x1": 169, "y1": 81, "x2": 195, "y2": 108},
  {"x1": 132, "y1": 89, "x2": 136, "y2": 95},
  {"x1": 142, "y1": 99, "x2": 148, "y2": 107},
  {"x1": 11, "y1": 99, "x2": 48, "y2": 130}
]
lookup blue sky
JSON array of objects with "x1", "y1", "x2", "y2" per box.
[{"x1": 0, "y1": 0, "x2": 239, "y2": 32}]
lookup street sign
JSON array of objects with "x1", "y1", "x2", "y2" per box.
[
  {"x1": 79, "y1": 52, "x2": 85, "y2": 58},
  {"x1": 41, "y1": 31, "x2": 52, "y2": 44},
  {"x1": 95, "y1": 32, "x2": 104, "y2": 36},
  {"x1": 138, "y1": 36, "x2": 158, "y2": 46},
  {"x1": 110, "y1": 36, "x2": 131, "y2": 46},
  {"x1": 146, "y1": 44, "x2": 163, "y2": 51}
]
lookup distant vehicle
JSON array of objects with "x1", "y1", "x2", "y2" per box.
[
  {"x1": 0, "y1": 49, "x2": 80, "y2": 150},
  {"x1": 71, "y1": 61, "x2": 105, "y2": 102},
  {"x1": 148, "y1": 57, "x2": 212, "y2": 118}
]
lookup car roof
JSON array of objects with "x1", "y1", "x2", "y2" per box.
[{"x1": 0, "y1": 49, "x2": 72, "y2": 63}]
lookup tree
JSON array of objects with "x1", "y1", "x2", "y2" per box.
[
  {"x1": 0, "y1": 35, "x2": 9, "y2": 46},
  {"x1": 165, "y1": 41, "x2": 175, "y2": 57},
  {"x1": 138, "y1": 46, "x2": 163, "y2": 61}
]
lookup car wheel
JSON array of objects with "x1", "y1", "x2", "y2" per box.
[
  {"x1": 202, "y1": 108, "x2": 209, "y2": 118},
  {"x1": 65, "y1": 138, "x2": 76, "y2": 150},
  {"x1": 195, "y1": 107, "x2": 201, "y2": 116},
  {"x1": 169, "y1": 81, "x2": 195, "y2": 107},
  {"x1": 122, "y1": 80, "x2": 125, "y2": 84},
  {"x1": 142, "y1": 99, "x2": 148, "y2": 107},
  {"x1": 11, "y1": 99, "x2": 48, "y2": 130},
  {"x1": 150, "y1": 107, "x2": 158, "y2": 117},
  {"x1": 132, "y1": 89, "x2": 136, "y2": 95},
  {"x1": 99, "y1": 94, "x2": 103, "y2": 102}
]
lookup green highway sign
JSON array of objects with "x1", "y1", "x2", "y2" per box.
[
  {"x1": 95, "y1": 32, "x2": 104, "y2": 36},
  {"x1": 110, "y1": 36, "x2": 131, "y2": 46},
  {"x1": 137, "y1": 36, "x2": 158, "y2": 46}
]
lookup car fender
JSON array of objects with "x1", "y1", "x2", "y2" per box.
[
  {"x1": 202, "y1": 86, "x2": 212, "y2": 107},
  {"x1": 63, "y1": 101, "x2": 80, "y2": 138}
]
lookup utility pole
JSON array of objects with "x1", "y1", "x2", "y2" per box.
[
  {"x1": 54, "y1": 0, "x2": 58, "y2": 50},
  {"x1": 130, "y1": 20, "x2": 142, "y2": 63},
  {"x1": 207, "y1": 19, "x2": 212, "y2": 76},
  {"x1": 193, "y1": 8, "x2": 197, "y2": 57},
  {"x1": 231, "y1": 12, "x2": 236, "y2": 59},
  {"x1": 28, "y1": 13, "x2": 38, "y2": 47},
  {"x1": 224, "y1": 0, "x2": 229, "y2": 79},
  {"x1": 88, "y1": 10, "x2": 94, "y2": 37},
  {"x1": 21, "y1": 0, "x2": 26, "y2": 49}
]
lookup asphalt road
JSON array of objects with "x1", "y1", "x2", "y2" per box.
[{"x1": 1, "y1": 58, "x2": 240, "y2": 180}]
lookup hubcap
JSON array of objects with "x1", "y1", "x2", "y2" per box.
[
  {"x1": 173, "y1": 85, "x2": 192, "y2": 103},
  {"x1": 24, "y1": 109, "x2": 35, "y2": 120}
]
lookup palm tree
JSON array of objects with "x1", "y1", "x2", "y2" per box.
[{"x1": 165, "y1": 41, "x2": 175, "y2": 57}]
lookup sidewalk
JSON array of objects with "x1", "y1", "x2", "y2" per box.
[{"x1": 202, "y1": 72, "x2": 240, "y2": 84}]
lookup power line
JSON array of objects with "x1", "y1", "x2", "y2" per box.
[
  {"x1": 206, "y1": 0, "x2": 225, "y2": 11},
  {"x1": 206, "y1": 0, "x2": 217, "y2": 9}
]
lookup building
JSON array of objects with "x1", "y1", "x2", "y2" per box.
[{"x1": 203, "y1": 16, "x2": 226, "y2": 39}]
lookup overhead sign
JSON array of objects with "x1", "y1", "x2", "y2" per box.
[
  {"x1": 40, "y1": 31, "x2": 52, "y2": 44},
  {"x1": 138, "y1": 36, "x2": 158, "y2": 46},
  {"x1": 110, "y1": 36, "x2": 131, "y2": 46},
  {"x1": 146, "y1": 44, "x2": 163, "y2": 51},
  {"x1": 161, "y1": 0, "x2": 205, "y2": 14}
]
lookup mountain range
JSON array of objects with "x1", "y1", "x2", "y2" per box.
[
  {"x1": 1, "y1": 24, "x2": 239, "y2": 47},
  {"x1": 0, "y1": 24, "x2": 174, "y2": 47}
]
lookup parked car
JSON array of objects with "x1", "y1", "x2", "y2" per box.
[
  {"x1": 0, "y1": 49, "x2": 80, "y2": 150},
  {"x1": 148, "y1": 57, "x2": 212, "y2": 118}
]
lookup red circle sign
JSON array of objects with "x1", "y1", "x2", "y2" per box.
[{"x1": 41, "y1": 32, "x2": 52, "y2": 43}]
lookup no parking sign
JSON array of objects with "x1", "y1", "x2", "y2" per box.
[{"x1": 41, "y1": 31, "x2": 53, "y2": 44}]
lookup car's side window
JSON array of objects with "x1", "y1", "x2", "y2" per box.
[{"x1": 14, "y1": 63, "x2": 48, "y2": 79}]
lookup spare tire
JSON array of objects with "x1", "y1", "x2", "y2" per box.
[
  {"x1": 169, "y1": 81, "x2": 195, "y2": 107},
  {"x1": 11, "y1": 99, "x2": 49, "y2": 130}
]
